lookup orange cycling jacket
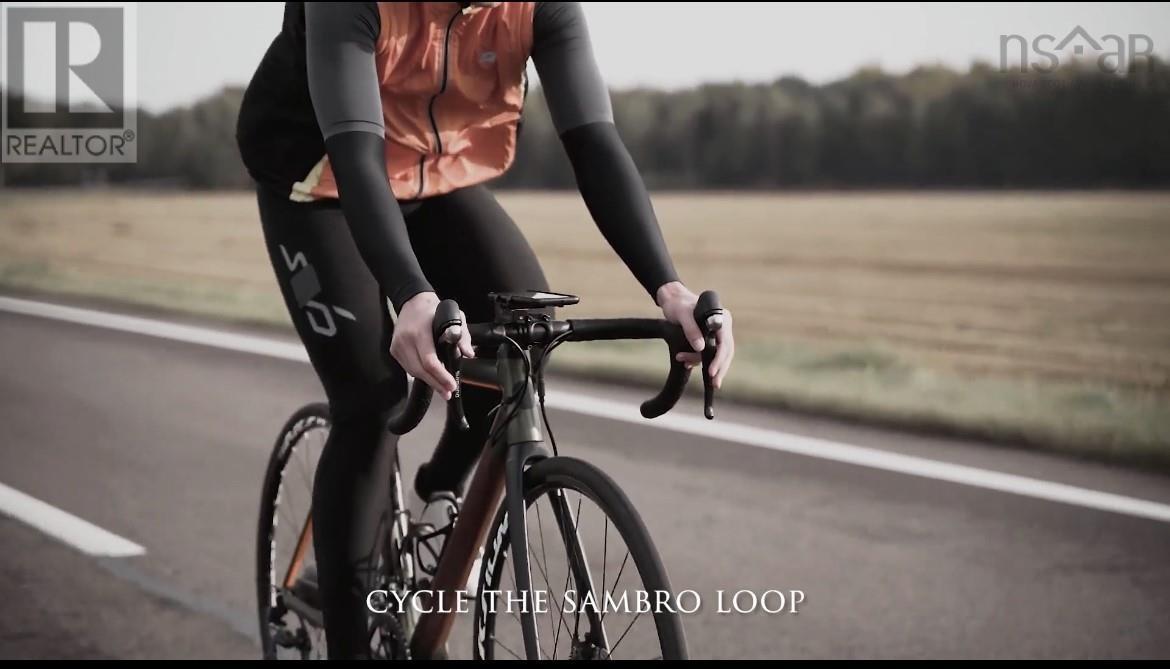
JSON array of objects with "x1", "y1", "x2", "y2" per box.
[
  {"x1": 295, "y1": 2, "x2": 534, "y2": 201},
  {"x1": 238, "y1": 2, "x2": 613, "y2": 203}
]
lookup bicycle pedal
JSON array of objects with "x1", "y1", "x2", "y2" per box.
[{"x1": 274, "y1": 627, "x2": 307, "y2": 650}]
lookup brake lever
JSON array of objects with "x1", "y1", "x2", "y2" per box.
[
  {"x1": 434, "y1": 299, "x2": 469, "y2": 432},
  {"x1": 694, "y1": 291, "x2": 724, "y2": 420}
]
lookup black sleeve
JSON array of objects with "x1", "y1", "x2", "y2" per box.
[
  {"x1": 532, "y1": 2, "x2": 680, "y2": 300},
  {"x1": 304, "y1": 2, "x2": 433, "y2": 312}
]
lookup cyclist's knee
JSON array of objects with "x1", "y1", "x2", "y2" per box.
[{"x1": 313, "y1": 381, "x2": 399, "y2": 494}]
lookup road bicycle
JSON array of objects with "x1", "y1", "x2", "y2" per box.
[{"x1": 256, "y1": 289, "x2": 725, "y2": 660}]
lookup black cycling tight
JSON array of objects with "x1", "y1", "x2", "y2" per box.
[{"x1": 256, "y1": 183, "x2": 549, "y2": 658}]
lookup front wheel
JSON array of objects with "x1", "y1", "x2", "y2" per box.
[{"x1": 472, "y1": 457, "x2": 688, "y2": 660}]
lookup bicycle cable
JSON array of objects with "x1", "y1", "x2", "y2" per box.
[
  {"x1": 487, "y1": 333, "x2": 532, "y2": 445},
  {"x1": 482, "y1": 325, "x2": 570, "y2": 453},
  {"x1": 533, "y1": 329, "x2": 572, "y2": 457}
]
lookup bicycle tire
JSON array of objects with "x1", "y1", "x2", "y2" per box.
[
  {"x1": 472, "y1": 456, "x2": 688, "y2": 660},
  {"x1": 256, "y1": 402, "x2": 330, "y2": 660}
]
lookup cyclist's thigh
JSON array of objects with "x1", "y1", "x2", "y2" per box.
[
  {"x1": 406, "y1": 184, "x2": 549, "y2": 324},
  {"x1": 255, "y1": 186, "x2": 403, "y2": 418}
]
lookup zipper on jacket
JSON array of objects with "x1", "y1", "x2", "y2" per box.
[{"x1": 417, "y1": 7, "x2": 463, "y2": 199}]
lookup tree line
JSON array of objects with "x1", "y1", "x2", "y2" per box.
[{"x1": 4, "y1": 60, "x2": 1169, "y2": 190}]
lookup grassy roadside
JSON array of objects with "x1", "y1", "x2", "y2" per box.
[
  {"x1": 3, "y1": 252, "x2": 1168, "y2": 468},
  {"x1": 1, "y1": 189, "x2": 1168, "y2": 468}
]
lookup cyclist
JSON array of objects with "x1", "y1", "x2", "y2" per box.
[{"x1": 237, "y1": 1, "x2": 734, "y2": 658}]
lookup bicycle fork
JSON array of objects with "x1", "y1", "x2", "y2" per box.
[
  {"x1": 497, "y1": 343, "x2": 608, "y2": 660},
  {"x1": 495, "y1": 341, "x2": 547, "y2": 659}
]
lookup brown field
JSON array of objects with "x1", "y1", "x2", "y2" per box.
[{"x1": 1, "y1": 189, "x2": 1168, "y2": 462}]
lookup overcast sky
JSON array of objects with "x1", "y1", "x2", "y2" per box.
[{"x1": 133, "y1": 2, "x2": 1170, "y2": 112}]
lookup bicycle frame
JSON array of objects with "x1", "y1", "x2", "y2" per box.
[
  {"x1": 272, "y1": 343, "x2": 566, "y2": 659},
  {"x1": 409, "y1": 341, "x2": 603, "y2": 659},
  {"x1": 270, "y1": 293, "x2": 723, "y2": 659},
  {"x1": 272, "y1": 344, "x2": 598, "y2": 659}
]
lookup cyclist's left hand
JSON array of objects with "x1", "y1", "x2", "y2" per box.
[{"x1": 656, "y1": 281, "x2": 735, "y2": 389}]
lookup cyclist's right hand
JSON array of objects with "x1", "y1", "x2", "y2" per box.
[{"x1": 390, "y1": 292, "x2": 475, "y2": 400}]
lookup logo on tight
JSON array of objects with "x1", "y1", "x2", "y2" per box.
[{"x1": 280, "y1": 245, "x2": 356, "y2": 337}]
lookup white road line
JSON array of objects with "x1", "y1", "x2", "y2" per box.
[
  {"x1": 3, "y1": 295, "x2": 1170, "y2": 525},
  {"x1": 556, "y1": 393, "x2": 1170, "y2": 523},
  {"x1": 0, "y1": 296, "x2": 309, "y2": 363},
  {"x1": 0, "y1": 482, "x2": 146, "y2": 557}
]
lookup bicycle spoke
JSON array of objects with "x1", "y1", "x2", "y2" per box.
[
  {"x1": 283, "y1": 490, "x2": 304, "y2": 542},
  {"x1": 527, "y1": 511, "x2": 550, "y2": 586},
  {"x1": 608, "y1": 609, "x2": 645, "y2": 659},
  {"x1": 551, "y1": 495, "x2": 577, "y2": 658},
  {"x1": 498, "y1": 510, "x2": 552, "y2": 661},
  {"x1": 570, "y1": 511, "x2": 588, "y2": 648},
  {"x1": 572, "y1": 600, "x2": 582, "y2": 658},
  {"x1": 602, "y1": 516, "x2": 609, "y2": 596},
  {"x1": 531, "y1": 500, "x2": 559, "y2": 658},
  {"x1": 553, "y1": 546, "x2": 573, "y2": 658},
  {"x1": 278, "y1": 507, "x2": 299, "y2": 548},
  {"x1": 574, "y1": 492, "x2": 583, "y2": 531},
  {"x1": 552, "y1": 492, "x2": 585, "y2": 659},
  {"x1": 292, "y1": 484, "x2": 309, "y2": 533},
  {"x1": 600, "y1": 551, "x2": 630, "y2": 624},
  {"x1": 497, "y1": 564, "x2": 527, "y2": 646},
  {"x1": 281, "y1": 464, "x2": 310, "y2": 537},
  {"x1": 572, "y1": 516, "x2": 588, "y2": 640},
  {"x1": 552, "y1": 547, "x2": 573, "y2": 655},
  {"x1": 298, "y1": 443, "x2": 313, "y2": 495},
  {"x1": 492, "y1": 636, "x2": 524, "y2": 660},
  {"x1": 278, "y1": 480, "x2": 294, "y2": 521}
]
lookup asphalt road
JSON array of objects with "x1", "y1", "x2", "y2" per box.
[{"x1": 1, "y1": 299, "x2": 1169, "y2": 659}]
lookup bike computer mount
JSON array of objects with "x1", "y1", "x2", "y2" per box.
[{"x1": 489, "y1": 290, "x2": 579, "y2": 322}]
